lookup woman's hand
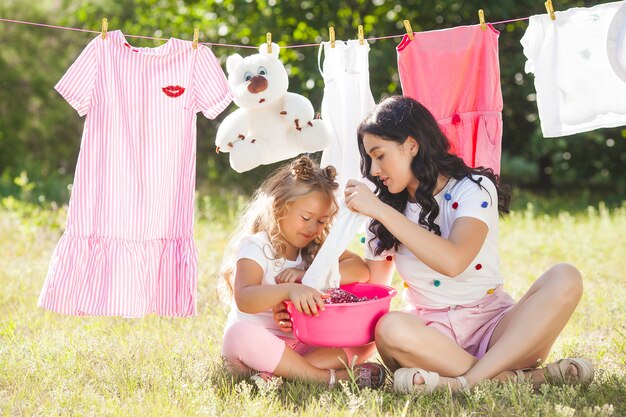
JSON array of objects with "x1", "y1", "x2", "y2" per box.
[
  {"x1": 287, "y1": 284, "x2": 329, "y2": 316},
  {"x1": 275, "y1": 267, "x2": 306, "y2": 284},
  {"x1": 272, "y1": 301, "x2": 293, "y2": 333},
  {"x1": 344, "y1": 179, "x2": 384, "y2": 219}
]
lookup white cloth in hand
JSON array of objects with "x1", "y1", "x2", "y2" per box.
[{"x1": 302, "y1": 203, "x2": 366, "y2": 290}]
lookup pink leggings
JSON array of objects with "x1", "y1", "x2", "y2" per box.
[{"x1": 222, "y1": 320, "x2": 367, "y2": 374}]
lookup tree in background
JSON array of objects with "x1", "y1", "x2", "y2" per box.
[{"x1": 1, "y1": 0, "x2": 625, "y2": 204}]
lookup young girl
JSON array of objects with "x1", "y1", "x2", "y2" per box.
[
  {"x1": 343, "y1": 96, "x2": 593, "y2": 393},
  {"x1": 221, "y1": 156, "x2": 385, "y2": 388}
]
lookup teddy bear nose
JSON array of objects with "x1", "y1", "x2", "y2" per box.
[{"x1": 247, "y1": 75, "x2": 268, "y2": 94}]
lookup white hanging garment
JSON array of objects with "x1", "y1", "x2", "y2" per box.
[
  {"x1": 302, "y1": 40, "x2": 375, "y2": 291},
  {"x1": 521, "y1": 1, "x2": 626, "y2": 137},
  {"x1": 608, "y1": 1, "x2": 626, "y2": 82},
  {"x1": 319, "y1": 39, "x2": 376, "y2": 195},
  {"x1": 302, "y1": 203, "x2": 367, "y2": 290}
]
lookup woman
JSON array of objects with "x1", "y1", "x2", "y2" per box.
[{"x1": 340, "y1": 96, "x2": 593, "y2": 392}]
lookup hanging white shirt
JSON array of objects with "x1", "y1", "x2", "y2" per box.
[
  {"x1": 521, "y1": 1, "x2": 626, "y2": 137},
  {"x1": 319, "y1": 39, "x2": 376, "y2": 195},
  {"x1": 301, "y1": 39, "x2": 375, "y2": 290}
]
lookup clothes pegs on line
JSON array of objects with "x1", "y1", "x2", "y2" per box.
[
  {"x1": 329, "y1": 26, "x2": 335, "y2": 48},
  {"x1": 266, "y1": 32, "x2": 272, "y2": 53},
  {"x1": 478, "y1": 9, "x2": 487, "y2": 31},
  {"x1": 545, "y1": 0, "x2": 556, "y2": 20},
  {"x1": 192, "y1": 28, "x2": 199, "y2": 49},
  {"x1": 358, "y1": 25, "x2": 364, "y2": 45},
  {"x1": 403, "y1": 20, "x2": 414, "y2": 40},
  {"x1": 101, "y1": 18, "x2": 108, "y2": 40}
]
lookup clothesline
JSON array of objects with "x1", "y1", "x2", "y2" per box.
[{"x1": 0, "y1": 15, "x2": 532, "y2": 49}]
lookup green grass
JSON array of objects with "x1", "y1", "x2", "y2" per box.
[{"x1": 1, "y1": 195, "x2": 625, "y2": 416}]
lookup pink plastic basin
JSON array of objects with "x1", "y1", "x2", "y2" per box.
[{"x1": 285, "y1": 283, "x2": 397, "y2": 347}]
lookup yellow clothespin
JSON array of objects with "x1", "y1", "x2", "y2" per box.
[
  {"x1": 329, "y1": 26, "x2": 335, "y2": 48},
  {"x1": 266, "y1": 32, "x2": 272, "y2": 54},
  {"x1": 545, "y1": 0, "x2": 556, "y2": 20},
  {"x1": 192, "y1": 28, "x2": 199, "y2": 49},
  {"x1": 101, "y1": 18, "x2": 108, "y2": 40},
  {"x1": 403, "y1": 19, "x2": 414, "y2": 41},
  {"x1": 358, "y1": 25, "x2": 364, "y2": 45},
  {"x1": 478, "y1": 9, "x2": 486, "y2": 31}
]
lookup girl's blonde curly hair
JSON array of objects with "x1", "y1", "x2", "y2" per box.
[{"x1": 219, "y1": 155, "x2": 339, "y2": 300}]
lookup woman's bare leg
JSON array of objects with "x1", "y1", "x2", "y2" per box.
[
  {"x1": 463, "y1": 263, "x2": 583, "y2": 386},
  {"x1": 375, "y1": 311, "x2": 480, "y2": 388},
  {"x1": 375, "y1": 264, "x2": 583, "y2": 390}
]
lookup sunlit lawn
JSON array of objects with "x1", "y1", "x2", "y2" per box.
[{"x1": 1, "y1": 194, "x2": 625, "y2": 416}]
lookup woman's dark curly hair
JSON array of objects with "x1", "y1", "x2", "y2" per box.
[{"x1": 357, "y1": 96, "x2": 510, "y2": 256}]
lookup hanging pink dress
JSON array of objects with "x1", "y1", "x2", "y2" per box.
[
  {"x1": 38, "y1": 31, "x2": 232, "y2": 317},
  {"x1": 397, "y1": 24, "x2": 503, "y2": 174}
]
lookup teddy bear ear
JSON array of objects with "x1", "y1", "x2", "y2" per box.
[
  {"x1": 258, "y1": 42, "x2": 280, "y2": 59},
  {"x1": 226, "y1": 54, "x2": 243, "y2": 74}
]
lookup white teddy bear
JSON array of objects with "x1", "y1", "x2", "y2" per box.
[{"x1": 215, "y1": 43, "x2": 330, "y2": 173}]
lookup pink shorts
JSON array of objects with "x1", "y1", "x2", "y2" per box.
[
  {"x1": 222, "y1": 320, "x2": 364, "y2": 374},
  {"x1": 406, "y1": 287, "x2": 515, "y2": 358}
]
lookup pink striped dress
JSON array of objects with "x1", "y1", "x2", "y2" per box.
[{"x1": 38, "y1": 30, "x2": 232, "y2": 317}]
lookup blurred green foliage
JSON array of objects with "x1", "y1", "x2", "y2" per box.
[{"x1": 1, "y1": 0, "x2": 625, "y2": 205}]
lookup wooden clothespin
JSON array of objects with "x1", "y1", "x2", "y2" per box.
[
  {"x1": 192, "y1": 28, "x2": 199, "y2": 49},
  {"x1": 266, "y1": 32, "x2": 272, "y2": 54},
  {"x1": 545, "y1": 0, "x2": 556, "y2": 20},
  {"x1": 478, "y1": 9, "x2": 487, "y2": 31},
  {"x1": 329, "y1": 26, "x2": 335, "y2": 48},
  {"x1": 101, "y1": 18, "x2": 108, "y2": 40},
  {"x1": 358, "y1": 25, "x2": 364, "y2": 45},
  {"x1": 403, "y1": 19, "x2": 414, "y2": 41}
]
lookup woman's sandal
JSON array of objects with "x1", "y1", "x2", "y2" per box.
[
  {"x1": 512, "y1": 358, "x2": 594, "y2": 387},
  {"x1": 328, "y1": 362, "x2": 387, "y2": 389},
  {"x1": 393, "y1": 368, "x2": 469, "y2": 394},
  {"x1": 544, "y1": 358, "x2": 594, "y2": 385},
  {"x1": 512, "y1": 367, "x2": 536, "y2": 383}
]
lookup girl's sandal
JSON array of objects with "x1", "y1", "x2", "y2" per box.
[
  {"x1": 393, "y1": 368, "x2": 469, "y2": 394},
  {"x1": 328, "y1": 363, "x2": 387, "y2": 389},
  {"x1": 544, "y1": 358, "x2": 594, "y2": 385},
  {"x1": 353, "y1": 362, "x2": 387, "y2": 389}
]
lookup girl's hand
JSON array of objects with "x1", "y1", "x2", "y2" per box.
[
  {"x1": 272, "y1": 301, "x2": 292, "y2": 333},
  {"x1": 275, "y1": 267, "x2": 306, "y2": 284},
  {"x1": 287, "y1": 284, "x2": 330, "y2": 316},
  {"x1": 344, "y1": 179, "x2": 384, "y2": 219}
]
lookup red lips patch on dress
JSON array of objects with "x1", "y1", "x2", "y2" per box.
[
  {"x1": 162, "y1": 85, "x2": 185, "y2": 98},
  {"x1": 124, "y1": 43, "x2": 139, "y2": 52}
]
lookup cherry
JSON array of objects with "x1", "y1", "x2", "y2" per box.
[{"x1": 323, "y1": 288, "x2": 378, "y2": 304}]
